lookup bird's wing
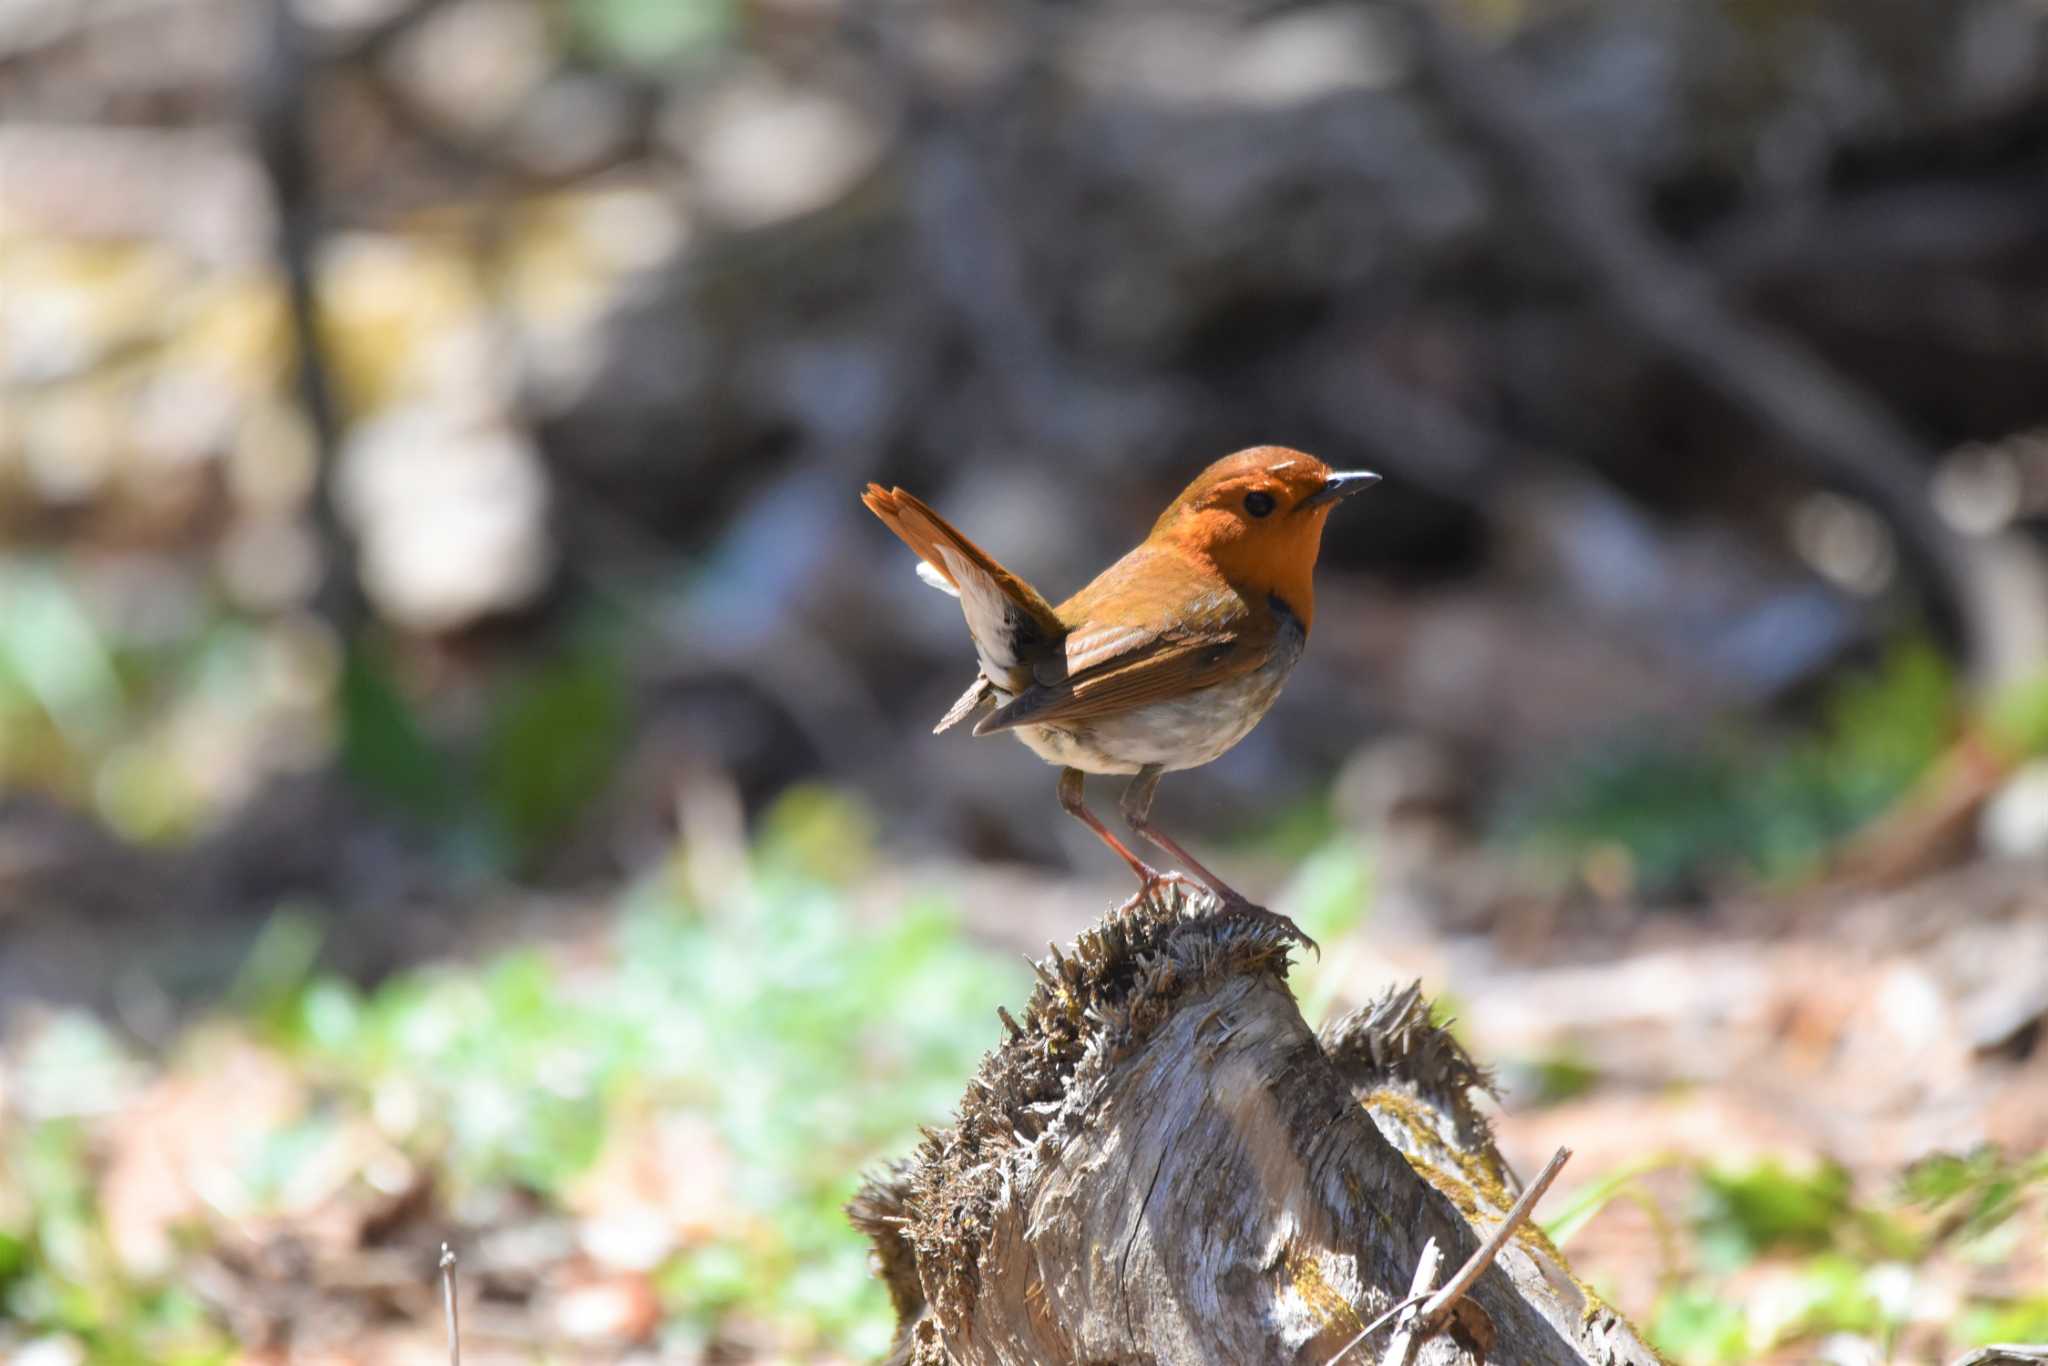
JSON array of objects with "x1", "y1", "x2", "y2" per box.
[
  {"x1": 862, "y1": 484, "x2": 1064, "y2": 691},
  {"x1": 973, "y1": 551, "x2": 1267, "y2": 734}
]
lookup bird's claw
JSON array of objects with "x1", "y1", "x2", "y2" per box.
[
  {"x1": 1128, "y1": 870, "x2": 1319, "y2": 959},
  {"x1": 1214, "y1": 894, "x2": 1320, "y2": 959},
  {"x1": 1137, "y1": 868, "x2": 1194, "y2": 902}
]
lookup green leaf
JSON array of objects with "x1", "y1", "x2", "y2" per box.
[
  {"x1": 0, "y1": 1227, "x2": 28, "y2": 1288},
  {"x1": 1780, "y1": 1254, "x2": 1885, "y2": 1336},
  {"x1": 1901, "y1": 1145, "x2": 2048, "y2": 1244},
  {"x1": 0, "y1": 563, "x2": 124, "y2": 749},
  {"x1": 1499, "y1": 638, "x2": 1955, "y2": 892},
  {"x1": 291, "y1": 977, "x2": 363, "y2": 1053},
  {"x1": 481, "y1": 644, "x2": 628, "y2": 862},
  {"x1": 754, "y1": 784, "x2": 876, "y2": 884},
  {"x1": 1542, "y1": 1154, "x2": 1682, "y2": 1248},
  {"x1": 571, "y1": 0, "x2": 734, "y2": 65},
  {"x1": 227, "y1": 906, "x2": 326, "y2": 1027},
  {"x1": 1987, "y1": 672, "x2": 2048, "y2": 755},
  {"x1": 1957, "y1": 1295, "x2": 2048, "y2": 1344},
  {"x1": 1652, "y1": 1286, "x2": 1751, "y2": 1364},
  {"x1": 1697, "y1": 1159, "x2": 1853, "y2": 1262},
  {"x1": 1524, "y1": 1046, "x2": 1601, "y2": 1106},
  {"x1": 337, "y1": 639, "x2": 456, "y2": 822}
]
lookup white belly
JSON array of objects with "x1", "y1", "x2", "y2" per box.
[{"x1": 1008, "y1": 627, "x2": 1304, "y2": 775}]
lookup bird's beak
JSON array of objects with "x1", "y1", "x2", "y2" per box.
[{"x1": 1305, "y1": 470, "x2": 1381, "y2": 509}]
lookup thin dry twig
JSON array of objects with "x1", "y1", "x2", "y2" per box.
[
  {"x1": 1378, "y1": 1236, "x2": 1444, "y2": 1365},
  {"x1": 1322, "y1": 1265, "x2": 1436, "y2": 1366},
  {"x1": 1419, "y1": 1146, "x2": 1571, "y2": 1334},
  {"x1": 1321, "y1": 1292, "x2": 1434, "y2": 1366},
  {"x1": 1323, "y1": 1235, "x2": 1440, "y2": 1366},
  {"x1": 1326, "y1": 1148, "x2": 1572, "y2": 1365},
  {"x1": 439, "y1": 1242, "x2": 461, "y2": 1366}
]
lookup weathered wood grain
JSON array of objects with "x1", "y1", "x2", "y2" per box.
[{"x1": 850, "y1": 889, "x2": 1662, "y2": 1365}]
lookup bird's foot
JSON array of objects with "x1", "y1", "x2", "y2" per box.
[
  {"x1": 1132, "y1": 867, "x2": 1194, "y2": 906},
  {"x1": 1210, "y1": 891, "x2": 1320, "y2": 960}
]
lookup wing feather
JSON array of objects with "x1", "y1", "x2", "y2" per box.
[{"x1": 974, "y1": 549, "x2": 1268, "y2": 735}]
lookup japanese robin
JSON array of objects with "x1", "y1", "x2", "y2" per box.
[{"x1": 863, "y1": 447, "x2": 1378, "y2": 949}]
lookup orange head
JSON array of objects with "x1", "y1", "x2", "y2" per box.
[{"x1": 1146, "y1": 446, "x2": 1379, "y2": 629}]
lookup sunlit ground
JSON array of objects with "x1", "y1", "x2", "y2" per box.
[{"x1": 2, "y1": 776, "x2": 2044, "y2": 1362}]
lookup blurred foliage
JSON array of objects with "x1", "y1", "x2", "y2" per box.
[
  {"x1": 481, "y1": 644, "x2": 631, "y2": 858},
  {"x1": 0, "y1": 788, "x2": 1026, "y2": 1358},
  {"x1": 1959, "y1": 1296, "x2": 2048, "y2": 1343},
  {"x1": 0, "y1": 789, "x2": 2040, "y2": 1359},
  {"x1": 1551, "y1": 1148, "x2": 2048, "y2": 1364},
  {"x1": 570, "y1": 0, "x2": 735, "y2": 65},
  {"x1": 339, "y1": 625, "x2": 630, "y2": 869},
  {"x1": 1901, "y1": 1147, "x2": 2048, "y2": 1245},
  {"x1": 1988, "y1": 670, "x2": 2048, "y2": 758},
  {"x1": 1224, "y1": 795, "x2": 1339, "y2": 863},
  {"x1": 1695, "y1": 1159, "x2": 1859, "y2": 1265},
  {"x1": 1542, "y1": 1154, "x2": 1680, "y2": 1251},
  {"x1": 1284, "y1": 838, "x2": 1377, "y2": 1025},
  {"x1": 337, "y1": 639, "x2": 458, "y2": 828},
  {"x1": 1280, "y1": 837, "x2": 1375, "y2": 947},
  {"x1": 0, "y1": 557, "x2": 328, "y2": 845},
  {"x1": 0, "y1": 1030, "x2": 226, "y2": 1365},
  {"x1": 1512, "y1": 1044, "x2": 1602, "y2": 1107},
  {"x1": 1649, "y1": 1289, "x2": 1750, "y2": 1366},
  {"x1": 6, "y1": 569, "x2": 633, "y2": 869},
  {"x1": 1500, "y1": 640, "x2": 1956, "y2": 894}
]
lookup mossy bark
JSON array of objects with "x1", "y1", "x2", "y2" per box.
[{"x1": 850, "y1": 890, "x2": 1663, "y2": 1366}]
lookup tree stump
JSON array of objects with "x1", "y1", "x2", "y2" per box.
[{"x1": 848, "y1": 888, "x2": 1662, "y2": 1365}]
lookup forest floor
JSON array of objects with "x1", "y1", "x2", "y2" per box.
[{"x1": 1, "y1": 791, "x2": 2044, "y2": 1365}]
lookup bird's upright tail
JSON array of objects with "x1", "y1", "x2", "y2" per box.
[{"x1": 862, "y1": 484, "x2": 1065, "y2": 692}]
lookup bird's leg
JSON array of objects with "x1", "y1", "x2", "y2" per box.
[
  {"x1": 1119, "y1": 766, "x2": 1245, "y2": 901},
  {"x1": 1057, "y1": 767, "x2": 1186, "y2": 899},
  {"x1": 1120, "y1": 766, "x2": 1318, "y2": 956}
]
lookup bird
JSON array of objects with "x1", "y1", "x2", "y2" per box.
[{"x1": 862, "y1": 446, "x2": 1379, "y2": 949}]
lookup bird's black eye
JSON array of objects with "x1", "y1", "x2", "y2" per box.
[{"x1": 1244, "y1": 491, "x2": 1277, "y2": 518}]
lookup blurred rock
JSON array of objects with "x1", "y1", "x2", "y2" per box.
[
  {"x1": 546, "y1": 1267, "x2": 661, "y2": 1345},
  {"x1": 680, "y1": 70, "x2": 889, "y2": 229},
  {"x1": 1332, "y1": 731, "x2": 1530, "y2": 937},
  {"x1": 8, "y1": 1339, "x2": 85, "y2": 1366},
  {"x1": 1980, "y1": 758, "x2": 2048, "y2": 860},
  {"x1": 0, "y1": 128, "x2": 271, "y2": 266},
  {"x1": 339, "y1": 404, "x2": 554, "y2": 630},
  {"x1": 504, "y1": 72, "x2": 641, "y2": 178},
  {"x1": 388, "y1": 0, "x2": 552, "y2": 137},
  {"x1": 1334, "y1": 732, "x2": 1468, "y2": 829},
  {"x1": 1070, "y1": 5, "x2": 1408, "y2": 108}
]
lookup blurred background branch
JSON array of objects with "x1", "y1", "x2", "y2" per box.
[
  {"x1": 252, "y1": 0, "x2": 360, "y2": 634},
  {"x1": 1397, "y1": 0, "x2": 2023, "y2": 684}
]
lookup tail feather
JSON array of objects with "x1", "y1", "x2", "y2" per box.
[
  {"x1": 933, "y1": 675, "x2": 992, "y2": 732},
  {"x1": 914, "y1": 561, "x2": 960, "y2": 597},
  {"x1": 862, "y1": 484, "x2": 1064, "y2": 690}
]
